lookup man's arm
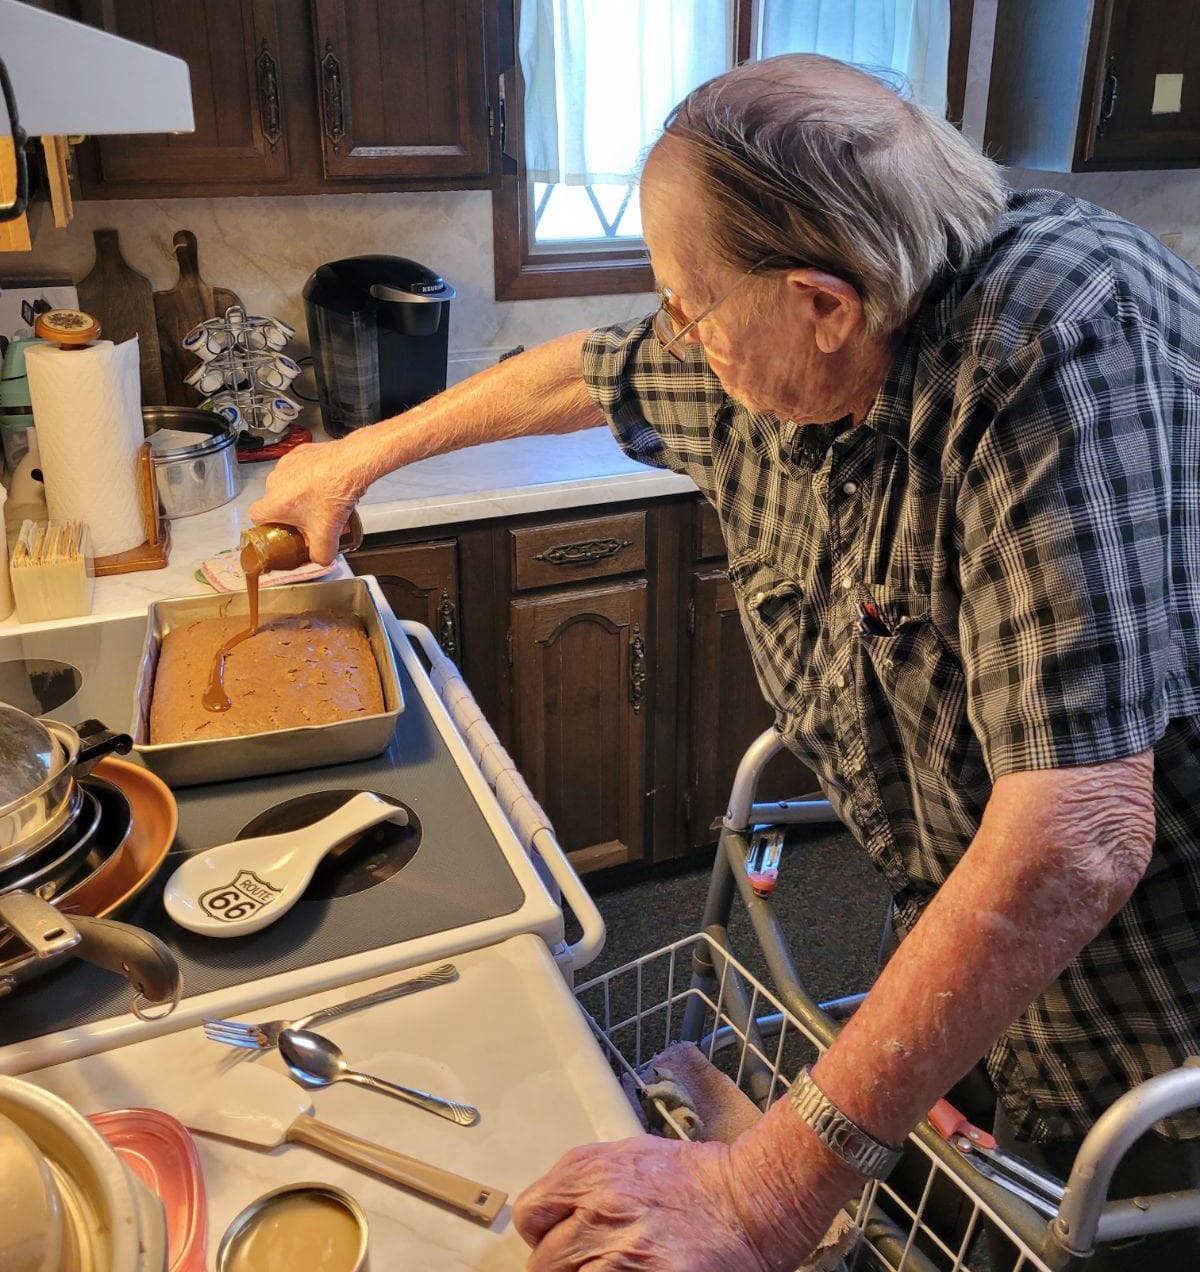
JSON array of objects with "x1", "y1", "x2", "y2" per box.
[
  {"x1": 514, "y1": 751, "x2": 1156, "y2": 1269},
  {"x1": 250, "y1": 330, "x2": 601, "y2": 562},
  {"x1": 728, "y1": 749, "x2": 1156, "y2": 1264}
]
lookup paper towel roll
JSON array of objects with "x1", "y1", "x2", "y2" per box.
[{"x1": 24, "y1": 339, "x2": 145, "y2": 557}]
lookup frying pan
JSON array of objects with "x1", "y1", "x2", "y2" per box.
[{"x1": 0, "y1": 758, "x2": 181, "y2": 1017}]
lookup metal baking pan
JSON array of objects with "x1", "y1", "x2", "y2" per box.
[{"x1": 131, "y1": 578, "x2": 404, "y2": 787}]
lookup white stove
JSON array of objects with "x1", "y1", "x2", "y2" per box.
[{"x1": 0, "y1": 583, "x2": 569, "y2": 1073}]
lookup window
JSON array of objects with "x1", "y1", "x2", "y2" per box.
[{"x1": 493, "y1": 0, "x2": 976, "y2": 301}]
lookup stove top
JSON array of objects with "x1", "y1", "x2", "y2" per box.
[{"x1": 0, "y1": 595, "x2": 562, "y2": 1071}]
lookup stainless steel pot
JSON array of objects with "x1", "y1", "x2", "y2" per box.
[
  {"x1": 0, "y1": 716, "x2": 132, "y2": 872},
  {"x1": 144, "y1": 405, "x2": 240, "y2": 519}
]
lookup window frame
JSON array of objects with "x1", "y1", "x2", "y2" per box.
[{"x1": 492, "y1": 0, "x2": 975, "y2": 301}]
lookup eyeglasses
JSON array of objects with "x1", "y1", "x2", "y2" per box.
[{"x1": 651, "y1": 266, "x2": 763, "y2": 363}]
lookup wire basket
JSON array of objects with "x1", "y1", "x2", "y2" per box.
[{"x1": 575, "y1": 932, "x2": 1056, "y2": 1272}]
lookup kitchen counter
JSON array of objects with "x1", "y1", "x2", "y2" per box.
[{"x1": 1, "y1": 427, "x2": 695, "y2": 635}]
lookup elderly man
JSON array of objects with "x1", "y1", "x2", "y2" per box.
[{"x1": 253, "y1": 54, "x2": 1200, "y2": 1271}]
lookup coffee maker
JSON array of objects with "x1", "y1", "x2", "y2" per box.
[{"x1": 303, "y1": 256, "x2": 456, "y2": 438}]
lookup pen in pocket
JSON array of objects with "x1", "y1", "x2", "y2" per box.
[{"x1": 858, "y1": 601, "x2": 894, "y2": 636}]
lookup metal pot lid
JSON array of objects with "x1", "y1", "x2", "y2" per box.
[
  {"x1": 143, "y1": 406, "x2": 235, "y2": 460},
  {"x1": 0, "y1": 703, "x2": 56, "y2": 808}
]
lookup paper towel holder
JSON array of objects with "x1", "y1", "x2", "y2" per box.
[{"x1": 33, "y1": 308, "x2": 172, "y2": 575}]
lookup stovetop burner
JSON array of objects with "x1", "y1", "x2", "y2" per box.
[
  {"x1": 0, "y1": 658, "x2": 83, "y2": 717},
  {"x1": 236, "y1": 790, "x2": 420, "y2": 899}
]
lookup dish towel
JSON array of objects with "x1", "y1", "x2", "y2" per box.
[
  {"x1": 198, "y1": 547, "x2": 334, "y2": 593},
  {"x1": 620, "y1": 1041, "x2": 860, "y2": 1272}
]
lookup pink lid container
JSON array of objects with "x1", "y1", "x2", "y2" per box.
[{"x1": 89, "y1": 1108, "x2": 207, "y2": 1272}]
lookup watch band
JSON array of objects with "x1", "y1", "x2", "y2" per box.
[{"x1": 788, "y1": 1067, "x2": 903, "y2": 1180}]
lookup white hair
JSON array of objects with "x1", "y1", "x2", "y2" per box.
[{"x1": 660, "y1": 54, "x2": 1006, "y2": 334}]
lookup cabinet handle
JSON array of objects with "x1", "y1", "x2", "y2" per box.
[
  {"x1": 436, "y1": 591, "x2": 458, "y2": 661},
  {"x1": 1098, "y1": 58, "x2": 1118, "y2": 134},
  {"x1": 535, "y1": 537, "x2": 630, "y2": 568},
  {"x1": 255, "y1": 38, "x2": 282, "y2": 151},
  {"x1": 320, "y1": 41, "x2": 346, "y2": 151},
  {"x1": 0, "y1": 56, "x2": 29, "y2": 224},
  {"x1": 629, "y1": 625, "x2": 647, "y2": 714}
]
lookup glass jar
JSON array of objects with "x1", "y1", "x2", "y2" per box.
[{"x1": 240, "y1": 509, "x2": 363, "y2": 574}]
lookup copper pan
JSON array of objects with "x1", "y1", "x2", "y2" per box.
[{"x1": 0, "y1": 758, "x2": 177, "y2": 986}]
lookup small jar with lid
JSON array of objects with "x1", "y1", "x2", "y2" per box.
[{"x1": 240, "y1": 509, "x2": 363, "y2": 575}]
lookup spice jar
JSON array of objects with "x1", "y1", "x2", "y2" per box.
[{"x1": 240, "y1": 509, "x2": 363, "y2": 574}]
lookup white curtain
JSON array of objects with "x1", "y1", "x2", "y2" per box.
[
  {"x1": 519, "y1": 0, "x2": 952, "y2": 187},
  {"x1": 519, "y1": 0, "x2": 735, "y2": 186},
  {"x1": 758, "y1": 0, "x2": 951, "y2": 115}
]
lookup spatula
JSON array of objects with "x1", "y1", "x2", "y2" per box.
[
  {"x1": 163, "y1": 791, "x2": 406, "y2": 937},
  {"x1": 179, "y1": 1063, "x2": 506, "y2": 1225}
]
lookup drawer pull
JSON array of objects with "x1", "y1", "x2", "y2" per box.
[
  {"x1": 535, "y1": 537, "x2": 630, "y2": 568},
  {"x1": 320, "y1": 42, "x2": 346, "y2": 150},
  {"x1": 255, "y1": 38, "x2": 283, "y2": 151},
  {"x1": 629, "y1": 626, "x2": 647, "y2": 713},
  {"x1": 437, "y1": 591, "x2": 458, "y2": 660}
]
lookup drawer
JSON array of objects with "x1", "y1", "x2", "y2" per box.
[
  {"x1": 694, "y1": 501, "x2": 726, "y2": 561},
  {"x1": 510, "y1": 511, "x2": 647, "y2": 591}
]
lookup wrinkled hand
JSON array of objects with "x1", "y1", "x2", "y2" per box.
[
  {"x1": 514, "y1": 1135, "x2": 808, "y2": 1272},
  {"x1": 248, "y1": 440, "x2": 366, "y2": 565}
]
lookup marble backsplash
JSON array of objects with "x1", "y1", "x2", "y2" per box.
[{"x1": 7, "y1": 189, "x2": 655, "y2": 381}]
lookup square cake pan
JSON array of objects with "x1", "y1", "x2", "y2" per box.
[{"x1": 132, "y1": 577, "x2": 404, "y2": 787}]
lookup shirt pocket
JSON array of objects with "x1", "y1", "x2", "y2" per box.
[
  {"x1": 857, "y1": 585, "x2": 984, "y2": 788},
  {"x1": 726, "y1": 554, "x2": 821, "y2": 714}
]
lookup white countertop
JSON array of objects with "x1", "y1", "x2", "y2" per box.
[
  {"x1": 20, "y1": 935, "x2": 643, "y2": 1270},
  {"x1": 1, "y1": 427, "x2": 696, "y2": 636}
]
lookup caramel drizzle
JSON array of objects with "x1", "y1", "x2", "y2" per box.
[{"x1": 202, "y1": 540, "x2": 265, "y2": 713}]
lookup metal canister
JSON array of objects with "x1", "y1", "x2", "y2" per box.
[{"x1": 143, "y1": 406, "x2": 240, "y2": 519}]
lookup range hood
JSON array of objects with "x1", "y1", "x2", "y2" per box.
[{"x1": 0, "y1": 0, "x2": 194, "y2": 137}]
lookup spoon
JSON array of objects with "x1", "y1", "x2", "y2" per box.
[
  {"x1": 278, "y1": 1027, "x2": 480, "y2": 1127},
  {"x1": 163, "y1": 791, "x2": 406, "y2": 938}
]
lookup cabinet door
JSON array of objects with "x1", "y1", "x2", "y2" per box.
[
  {"x1": 1082, "y1": 0, "x2": 1200, "y2": 166},
  {"x1": 349, "y1": 541, "x2": 460, "y2": 660},
  {"x1": 510, "y1": 581, "x2": 649, "y2": 871},
  {"x1": 687, "y1": 570, "x2": 820, "y2": 849},
  {"x1": 78, "y1": 0, "x2": 291, "y2": 187},
  {"x1": 309, "y1": 0, "x2": 493, "y2": 181}
]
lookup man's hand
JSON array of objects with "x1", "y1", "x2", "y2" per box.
[
  {"x1": 513, "y1": 1127, "x2": 849, "y2": 1271},
  {"x1": 248, "y1": 441, "x2": 365, "y2": 565}
]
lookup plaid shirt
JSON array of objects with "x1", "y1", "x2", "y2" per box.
[{"x1": 583, "y1": 188, "x2": 1200, "y2": 1142}]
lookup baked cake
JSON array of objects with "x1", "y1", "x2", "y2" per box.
[{"x1": 149, "y1": 611, "x2": 385, "y2": 743}]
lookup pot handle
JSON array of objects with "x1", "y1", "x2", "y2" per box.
[
  {"x1": 69, "y1": 915, "x2": 182, "y2": 1019},
  {"x1": 74, "y1": 719, "x2": 133, "y2": 775}
]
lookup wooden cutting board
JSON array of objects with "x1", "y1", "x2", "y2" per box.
[
  {"x1": 76, "y1": 228, "x2": 167, "y2": 405},
  {"x1": 153, "y1": 229, "x2": 241, "y2": 406}
]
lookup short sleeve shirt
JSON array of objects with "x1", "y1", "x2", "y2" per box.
[{"x1": 582, "y1": 188, "x2": 1200, "y2": 1142}]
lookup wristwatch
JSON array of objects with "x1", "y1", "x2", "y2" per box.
[{"x1": 789, "y1": 1067, "x2": 903, "y2": 1180}]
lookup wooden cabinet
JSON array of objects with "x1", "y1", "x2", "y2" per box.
[
  {"x1": 309, "y1": 0, "x2": 493, "y2": 182},
  {"x1": 348, "y1": 540, "x2": 459, "y2": 659},
  {"x1": 71, "y1": 0, "x2": 498, "y2": 197},
  {"x1": 349, "y1": 493, "x2": 823, "y2": 875},
  {"x1": 686, "y1": 569, "x2": 821, "y2": 849},
  {"x1": 986, "y1": 0, "x2": 1200, "y2": 171},
  {"x1": 510, "y1": 581, "x2": 650, "y2": 873},
  {"x1": 77, "y1": 0, "x2": 292, "y2": 189}
]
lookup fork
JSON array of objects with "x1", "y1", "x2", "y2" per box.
[{"x1": 202, "y1": 962, "x2": 458, "y2": 1050}]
